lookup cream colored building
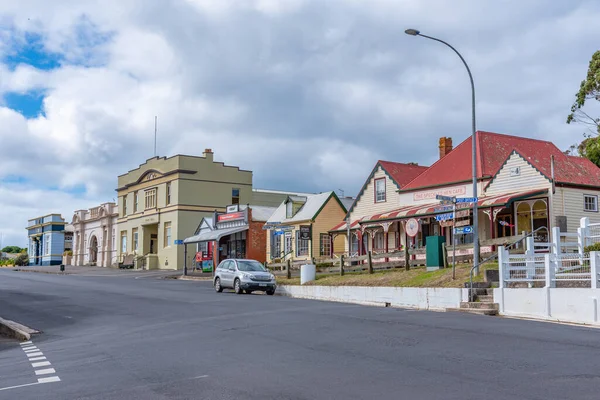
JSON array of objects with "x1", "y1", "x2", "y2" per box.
[
  {"x1": 71, "y1": 203, "x2": 118, "y2": 267},
  {"x1": 116, "y1": 149, "x2": 309, "y2": 270}
]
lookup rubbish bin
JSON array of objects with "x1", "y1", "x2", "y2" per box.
[
  {"x1": 425, "y1": 236, "x2": 446, "y2": 270},
  {"x1": 300, "y1": 264, "x2": 316, "y2": 285}
]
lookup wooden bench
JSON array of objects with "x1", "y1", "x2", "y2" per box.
[{"x1": 118, "y1": 254, "x2": 135, "y2": 269}]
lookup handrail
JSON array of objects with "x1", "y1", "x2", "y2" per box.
[{"x1": 468, "y1": 226, "x2": 548, "y2": 301}]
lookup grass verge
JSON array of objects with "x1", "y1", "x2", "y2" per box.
[{"x1": 276, "y1": 262, "x2": 497, "y2": 288}]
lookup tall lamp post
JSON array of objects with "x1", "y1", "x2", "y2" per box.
[{"x1": 405, "y1": 28, "x2": 479, "y2": 274}]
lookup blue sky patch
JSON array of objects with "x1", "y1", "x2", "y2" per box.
[
  {"x1": 4, "y1": 90, "x2": 46, "y2": 118},
  {"x1": 3, "y1": 32, "x2": 62, "y2": 71}
]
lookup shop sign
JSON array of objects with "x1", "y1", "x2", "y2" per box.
[
  {"x1": 455, "y1": 210, "x2": 470, "y2": 218},
  {"x1": 299, "y1": 225, "x2": 311, "y2": 240},
  {"x1": 455, "y1": 219, "x2": 470, "y2": 227},
  {"x1": 218, "y1": 211, "x2": 245, "y2": 222},
  {"x1": 405, "y1": 218, "x2": 419, "y2": 237},
  {"x1": 413, "y1": 186, "x2": 467, "y2": 201},
  {"x1": 226, "y1": 205, "x2": 239, "y2": 213}
]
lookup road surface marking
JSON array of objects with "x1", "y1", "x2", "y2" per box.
[
  {"x1": 29, "y1": 357, "x2": 46, "y2": 361},
  {"x1": 24, "y1": 348, "x2": 39, "y2": 352},
  {"x1": 193, "y1": 375, "x2": 209, "y2": 379},
  {"x1": 20, "y1": 341, "x2": 32, "y2": 345},
  {"x1": 38, "y1": 377, "x2": 61, "y2": 383},
  {"x1": 22, "y1": 346, "x2": 36, "y2": 350},
  {"x1": 0, "y1": 381, "x2": 42, "y2": 392},
  {"x1": 34, "y1": 368, "x2": 56, "y2": 376},
  {"x1": 26, "y1": 352, "x2": 43, "y2": 357},
  {"x1": 31, "y1": 361, "x2": 51, "y2": 368}
]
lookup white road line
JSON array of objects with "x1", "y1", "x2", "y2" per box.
[
  {"x1": 31, "y1": 361, "x2": 51, "y2": 368},
  {"x1": 22, "y1": 346, "x2": 36, "y2": 350},
  {"x1": 20, "y1": 341, "x2": 32, "y2": 346},
  {"x1": 38, "y1": 377, "x2": 60, "y2": 384},
  {"x1": 24, "y1": 348, "x2": 39, "y2": 352},
  {"x1": 0, "y1": 381, "x2": 42, "y2": 392},
  {"x1": 26, "y1": 352, "x2": 43, "y2": 357},
  {"x1": 193, "y1": 375, "x2": 209, "y2": 379},
  {"x1": 29, "y1": 357, "x2": 47, "y2": 361},
  {"x1": 34, "y1": 368, "x2": 56, "y2": 376}
]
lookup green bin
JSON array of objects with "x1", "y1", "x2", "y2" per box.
[{"x1": 425, "y1": 236, "x2": 446, "y2": 268}]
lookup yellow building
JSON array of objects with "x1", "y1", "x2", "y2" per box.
[
  {"x1": 265, "y1": 192, "x2": 352, "y2": 263},
  {"x1": 116, "y1": 149, "x2": 305, "y2": 269}
]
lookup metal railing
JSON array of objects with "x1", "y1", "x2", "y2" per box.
[{"x1": 469, "y1": 226, "x2": 548, "y2": 301}]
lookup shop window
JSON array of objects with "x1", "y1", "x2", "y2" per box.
[
  {"x1": 296, "y1": 231, "x2": 310, "y2": 257},
  {"x1": 145, "y1": 188, "x2": 157, "y2": 209},
  {"x1": 584, "y1": 195, "x2": 598, "y2": 212},
  {"x1": 271, "y1": 231, "x2": 282, "y2": 258},
  {"x1": 45, "y1": 234, "x2": 50, "y2": 255},
  {"x1": 120, "y1": 231, "x2": 127, "y2": 253},
  {"x1": 132, "y1": 228, "x2": 138, "y2": 252},
  {"x1": 375, "y1": 178, "x2": 386, "y2": 203},
  {"x1": 320, "y1": 234, "x2": 331, "y2": 256},
  {"x1": 134, "y1": 191, "x2": 139, "y2": 213},
  {"x1": 227, "y1": 231, "x2": 246, "y2": 259},
  {"x1": 164, "y1": 222, "x2": 172, "y2": 247},
  {"x1": 232, "y1": 188, "x2": 240, "y2": 205},
  {"x1": 166, "y1": 183, "x2": 172, "y2": 205},
  {"x1": 284, "y1": 232, "x2": 292, "y2": 255}
]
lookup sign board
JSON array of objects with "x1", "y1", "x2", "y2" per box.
[
  {"x1": 174, "y1": 239, "x2": 184, "y2": 245},
  {"x1": 299, "y1": 225, "x2": 311, "y2": 240},
  {"x1": 405, "y1": 218, "x2": 419, "y2": 237},
  {"x1": 434, "y1": 206, "x2": 453, "y2": 212},
  {"x1": 455, "y1": 197, "x2": 478, "y2": 204},
  {"x1": 226, "y1": 204, "x2": 239, "y2": 213},
  {"x1": 273, "y1": 231, "x2": 285, "y2": 236},
  {"x1": 455, "y1": 210, "x2": 470, "y2": 218},
  {"x1": 435, "y1": 194, "x2": 455, "y2": 202},
  {"x1": 455, "y1": 219, "x2": 470, "y2": 227},
  {"x1": 454, "y1": 226, "x2": 473, "y2": 235},
  {"x1": 217, "y1": 211, "x2": 245, "y2": 223},
  {"x1": 439, "y1": 220, "x2": 454, "y2": 228},
  {"x1": 195, "y1": 252, "x2": 203, "y2": 262},
  {"x1": 435, "y1": 213, "x2": 454, "y2": 221},
  {"x1": 413, "y1": 186, "x2": 467, "y2": 201}
]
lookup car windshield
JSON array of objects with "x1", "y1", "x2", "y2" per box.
[{"x1": 236, "y1": 260, "x2": 267, "y2": 272}]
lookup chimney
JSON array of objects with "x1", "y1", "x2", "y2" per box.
[
  {"x1": 407, "y1": 162, "x2": 418, "y2": 166},
  {"x1": 439, "y1": 137, "x2": 453, "y2": 159},
  {"x1": 203, "y1": 148, "x2": 213, "y2": 162}
]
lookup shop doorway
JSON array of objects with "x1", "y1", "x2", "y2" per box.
[{"x1": 89, "y1": 235, "x2": 98, "y2": 264}]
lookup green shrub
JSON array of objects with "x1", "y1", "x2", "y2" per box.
[
  {"x1": 316, "y1": 262, "x2": 334, "y2": 269},
  {"x1": 584, "y1": 243, "x2": 600, "y2": 253},
  {"x1": 14, "y1": 254, "x2": 29, "y2": 266},
  {"x1": 64, "y1": 250, "x2": 73, "y2": 256}
]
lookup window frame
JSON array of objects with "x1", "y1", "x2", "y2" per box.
[
  {"x1": 122, "y1": 195, "x2": 127, "y2": 216},
  {"x1": 164, "y1": 222, "x2": 172, "y2": 247},
  {"x1": 132, "y1": 228, "x2": 138, "y2": 252},
  {"x1": 232, "y1": 188, "x2": 240, "y2": 205},
  {"x1": 296, "y1": 230, "x2": 309, "y2": 257},
  {"x1": 374, "y1": 178, "x2": 386, "y2": 203},
  {"x1": 45, "y1": 234, "x2": 50, "y2": 255},
  {"x1": 133, "y1": 191, "x2": 139, "y2": 213},
  {"x1": 166, "y1": 183, "x2": 171, "y2": 205},
  {"x1": 584, "y1": 194, "x2": 598, "y2": 213},
  {"x1": 145, "y1": 188, "x2": 157, "y2": 210},
  {"x1": 286, "y1": 201, "x2": 293, "y2": 218},
  {"x1": 120, "y1": 231, "x2": 127, "y2": 254}
]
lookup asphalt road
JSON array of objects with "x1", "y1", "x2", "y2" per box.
[{"x1": 1, "y1": 269, "x2": 599, "y2": 400}]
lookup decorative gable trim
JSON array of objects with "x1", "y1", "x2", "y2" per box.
[
  {"x1": 346, "y1": 162, "x2": 401, "y2": 216},
  {"x1": 484, "y1": 150, "x2": 550, "y2": 191}
]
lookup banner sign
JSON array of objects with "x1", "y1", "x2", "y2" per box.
[
  {"x1": 299, "y1": 225, "x2": 312, "y2": 240},
  {"x1": 217, "y1": 211, "x2": 245, "y2": 223}
]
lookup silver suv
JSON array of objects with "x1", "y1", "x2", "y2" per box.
[{"x1": 214, "y1": 259, "x2": 277, "y2": 295}]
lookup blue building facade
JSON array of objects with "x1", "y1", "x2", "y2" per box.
[{"x1": 27, "y1": 214, "x2": 66, "y2": 266}]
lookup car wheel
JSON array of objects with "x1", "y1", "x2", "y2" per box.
[
  {"x1": 234, "y1": 279, "x2": 242, "y2": 294},
  {"x1": 266, "y1": 289, "x2": 275, "y2": 296},
  {"x1": 214, "y1": 277, "x2": 223, "y2": 293}
]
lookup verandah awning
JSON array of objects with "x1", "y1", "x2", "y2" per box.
[
  {"x1": 329, "y1": 219, "x2": 362, "y2": 233},
  {"x1": 183, "y1": 225, "x2": 248, "y2": 244},
  {"x1": 360, "y1": 189, "x2": 548, "y2": 224}
]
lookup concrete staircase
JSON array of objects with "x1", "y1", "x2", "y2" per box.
[{"x1": 446, "y1": 283, "x2": 499, "y2": 316}]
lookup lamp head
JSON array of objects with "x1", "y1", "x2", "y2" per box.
[{"x1": 404, "y1": 29, "x2": 420, "y2": 36}]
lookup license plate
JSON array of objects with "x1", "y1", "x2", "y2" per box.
[{"x1": 259, "y1": 283, "x2": 267, "y2": 287}]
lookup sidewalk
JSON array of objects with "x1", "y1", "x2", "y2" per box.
[{"x1": 11, "y1": 265, "x2": 181, "y2": 278}]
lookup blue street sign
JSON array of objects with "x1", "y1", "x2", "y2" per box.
[
  {"x1": 455, "y1": 197, "x2": 478, "y2": 203},
  {"x1": 435, "y1": 213, "x2": 454, "y2": 221},
  {"x1": 174, "y1": 239, "x2": 184, "y2": 245},
  {"x1": 436, "y1": 194, "x2": 455, "y2": 202},
  {"x1": 454, "y1": 226, "x2": 473, "y2": 235}
]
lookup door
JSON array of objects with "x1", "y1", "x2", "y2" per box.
[{"x1": 220, "y1": 260, "x2": 233, "y2": 288}]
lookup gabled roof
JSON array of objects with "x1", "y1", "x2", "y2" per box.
[
  {"x1": 347, "y1": 160, "x2": 428, "y2": 215},
  {"x1": 401, "y1": 131, "x2": 600, "y2": 191},
  {"x1": 266, "y1": 191, "x2": 346, "y2": 224}
]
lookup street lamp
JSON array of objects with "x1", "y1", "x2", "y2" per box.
[{"x1": 404, "y1": 28, "x2": 480, "y2": 274}]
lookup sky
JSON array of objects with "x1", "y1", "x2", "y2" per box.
[{"x1": 1, "y1": 0, "x2": 599, "y2": 247}]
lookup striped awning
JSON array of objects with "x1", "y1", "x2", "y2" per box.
[
  {"x1": 329, "y1": 218, "x2": 362, "y2": 233},
  {"x1": 361, "y1": 189, "x2": 548, "y2": 224}
]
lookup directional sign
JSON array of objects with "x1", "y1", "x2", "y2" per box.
[
  {"x1": 434, "y1": 206, "x2": 453, "y2": 212},
  {"x1": 174, "y1": 239, "x2": 184, "y2": 245},
  {"x1": 436, "y1": 194, "x2": 455, "y2": 202},
  {"x1": 435, "y1": 212, "x2": 454, "y2": 221},
  {"x1": 454, "y1": 226, "x2": 473, "y2": 235},
  {"x1": 455, "y1": 197, "x2": 478, "y2": 203}
]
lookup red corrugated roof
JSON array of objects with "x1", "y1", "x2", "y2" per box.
[
  {"x1": 401, "y1": 131, "x2": 600, "y2": 190},
  {"x1": 379, "y1": 161, "x2": 428, "y2": 187}
]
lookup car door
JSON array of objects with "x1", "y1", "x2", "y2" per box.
[
  {"x1": 226, "y1": 260, "x2": 238, "y2": 287},
  {"x1": 219, "y1": 260, "x2": 232, "y2": 288}
]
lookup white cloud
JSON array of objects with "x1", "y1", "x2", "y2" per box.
[{"x1": 1, "y1": 0, "x2": 600, "y2": 247}]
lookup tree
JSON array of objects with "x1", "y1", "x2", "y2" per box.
[
  {"x1": 567, "y1": 50, "x2": 600, "y2": 165},
  {"x1": 14, "y1": 254, "x2": 29, "y2": 266},
  {"x1": 1, "y1": 246, "x2": 26, "y2": 254}
]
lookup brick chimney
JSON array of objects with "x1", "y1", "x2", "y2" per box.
[
  {"x1": 439, "y1": 137, "x2": 453, "y2": 159},
  {"x1": 203, "y1": 148, "x2": 213, "y2": 162}
]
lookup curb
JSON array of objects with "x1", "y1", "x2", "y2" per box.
[
  {"x1": 12, "y1": 269, "x2": 71, "y2": 275},
  {"x1": 175, "y1": 276, "x2": 212, "y2": 281},
  {"x1": 0, "y1": 317, "x2": 40, "y2": 341}
]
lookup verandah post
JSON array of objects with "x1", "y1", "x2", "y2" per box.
[
  {"x1": 367, "y1": 250, "x2": 373, "y2": 274},
  {"x1": 340, "y1": 254, "x2": 345, "y2": 276},
  {"x1": 286, "y1": 259, "x2": 291, "y2": 279}
]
